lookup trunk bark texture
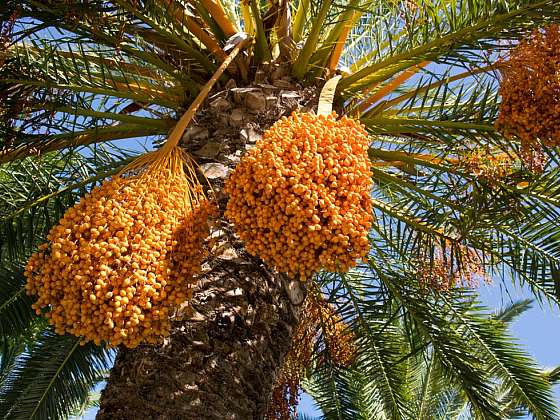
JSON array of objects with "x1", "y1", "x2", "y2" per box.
[
  {"x1": 97, "y1": 80, "x2": 315, "y2": 419},
  {"x1": 97, "y1": 244, "x2": 303, "y2": 419}
]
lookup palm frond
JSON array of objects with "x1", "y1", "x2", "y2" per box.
[
  {"x1": 0, "y1": 331, "x2": 113, "y2": 420},
  {"x1": 492, "y1": 299, "x2": 533, "y2": 324},
  {"x1": 0, "y1": 269, "x2": 37, "y2": 344},
  {"x1": 368, "y1": 251, "x2": 558, "y2": 419},
  {"x1": 304, "y1": 261, "x2": 558, "y2": 419},
  {"x1": 543, "y1": 367, "x2": 560, "y2": 385},
  {"x1": 340, "y1": 0, "x2": 560, "y2": 92}
]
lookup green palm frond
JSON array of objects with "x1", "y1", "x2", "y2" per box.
[
  {"x1": 0, "y1": 338, "x2": 24, "y2": 392},
  {"x1": 544, "y1": 367, "x2": 560, "y2": 385},
  {"x1": 306, "y1": 263, "x2": 558, "y2": 419},
  {"x1": 0, "y1": 269, "x2": 37, "y2": 344},
  {"x1": 492, "y1": 299, "x2": 533, "y2": 323},
  {"x1": 375, "y1": 262, "x2": 557, "y2": 419},
  {"x1": 340, "y1": 0, "x2": 560, "y2": 91},
  {"x1": 306, "y1": 365, "x2": 389, "y2": 419},
  {"x1": 438, "y1": 296, "x2": 555, "y2": 419},
  {"x1": 68, "y1": 391, "x2": 101, "y2": 419},
  {"x1": 0, "y1": 331, "x2": 113, "y2": 420},
  {"x1": 364, "y1": 134, "x2": 560, "y2": 305},
  {"x1": 320, "y1": 271, "x2": 412, "y2": 419}
]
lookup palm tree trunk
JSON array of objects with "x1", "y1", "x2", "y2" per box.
[
  {"x1": 97, "y1": 84, "x2": 311, "y2": 419},
  {"x1": 96, "y1": 225, "x2": 305, "y2": 419}
]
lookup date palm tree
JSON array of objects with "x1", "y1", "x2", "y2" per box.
[{"x1": 1, "y1": 0, "x2": 560, "y2": 418}]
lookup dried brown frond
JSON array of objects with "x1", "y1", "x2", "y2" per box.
[
  {"x1": 496, "y1": 25, "x2": 560, "y2": 169},
  {"x1": 319, "y1": 302, "x2": 356, "y2": 368},
  {"x1": 519, "y1": 147, "x2": 549, "y2": 174},
  {"x1": 403, "y1": 0, "x2": 419, "y2": 12}
]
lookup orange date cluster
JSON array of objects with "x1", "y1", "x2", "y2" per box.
[
  {"x1": 225, "y1": 111, "x2": 373, "y2": 279},
  {"x1": 25, "y1": 171, "x2": 211, "y2": 348},
  {"x1": 496, "y1": 24, "x2": 560, "y2": 169}
]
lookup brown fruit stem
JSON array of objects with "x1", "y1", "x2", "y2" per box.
[{"x1": 162, "y1": 36, "x2": 252, "y2": 154}]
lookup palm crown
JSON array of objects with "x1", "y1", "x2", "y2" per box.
[{"x1": 1, "y1": 0, "x2": 560, "y2": 418}]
